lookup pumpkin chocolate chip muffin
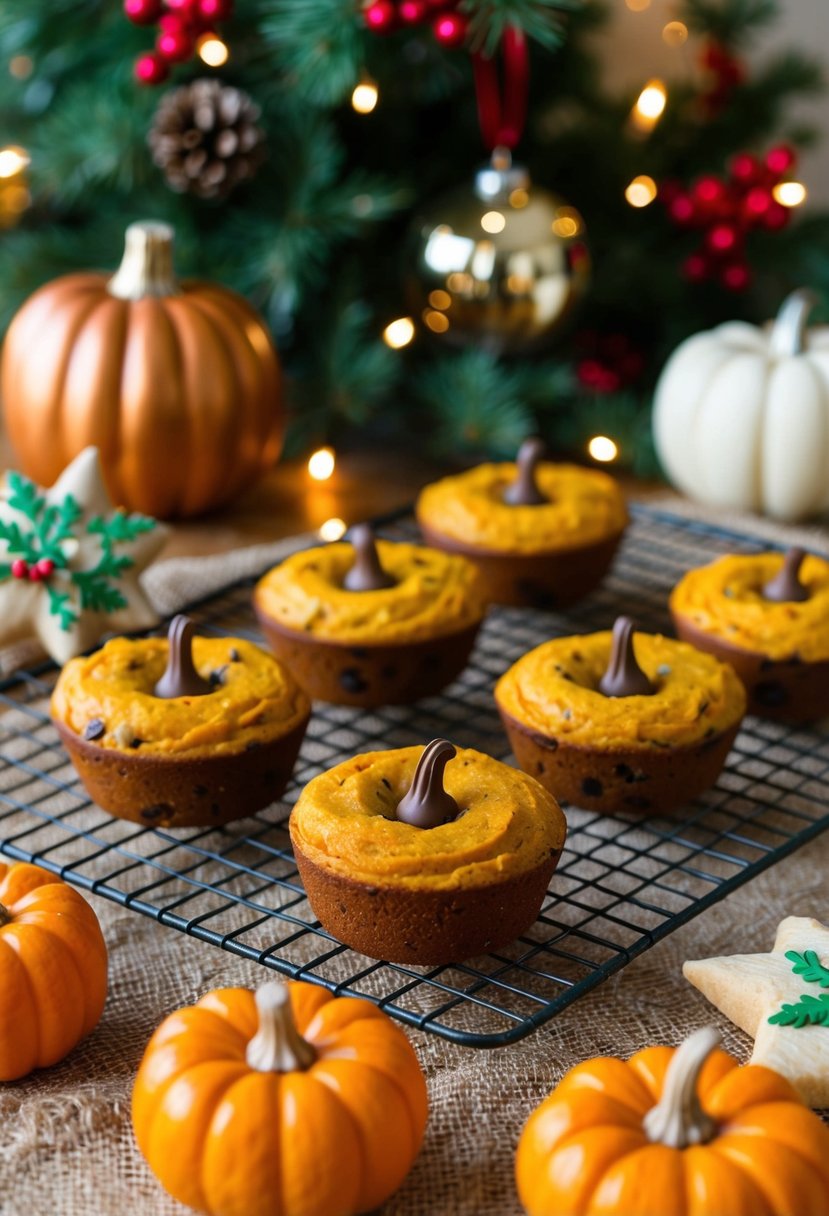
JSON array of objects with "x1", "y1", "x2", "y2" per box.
[
  {"x1": 416, "y1": 438, "x2": 628, "y2": 608},
  {"x1": 290, "y1": 740, "x2": 567, "y2": 965},
  {"x1": 670, "y1": 547, "x2": 829, "y2": 721},
  {"x1": 254, "y1": 525, "x2": 487, "y2": 706},
  {"x1": 496, "y1": 616, "x2": 746, "y2": 814},
  {"x1": 51, "y1": 615, "x2": 310, "y2": 828}
]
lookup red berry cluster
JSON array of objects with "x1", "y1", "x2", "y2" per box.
[
  {"x1": 125, "y1": 0, "x2": 234, "y2": 86},
  {"x1": 576, "y1": 332, "x2": 645, "y2": 395},
  {"x1": 11, "y1": 557, "x2": 55, "y2": 582},
  {"x1": 661, "y1": 145, "x2": 797, "y2": 292},
  {"x1": 363, "y1": 0, "x2": 468, "y2": 48},
  {"x1": 698, "y1": 40, "x2": 744, "y2": 117}
]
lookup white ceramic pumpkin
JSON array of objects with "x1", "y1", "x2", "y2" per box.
[{"x1": 653, "y1": 290, "x2": 829, "y2": 521}]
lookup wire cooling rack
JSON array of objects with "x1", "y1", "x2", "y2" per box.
[{"x1": 1, "y1": 505, "x2": 828, "y2": 1048}]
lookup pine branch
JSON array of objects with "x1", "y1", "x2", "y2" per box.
[
  {"x1": 769, "y1": 993, "x2": 829, "y2": 1029},
  {"x1": 416, "y1": 350, "x2": 535, "y2": 456},
  {"x1": 463, "y1": 0, "x2": 582, "y2": 56},
  {"x1": 784, "y1": 949, "x2": 829, "y2": 987},
  {"x1": 258, "y1": 0, "x2": 365, "y2": 105},
  {"x1": 682, "y1": 0, "x2": 777, "y2": 45}
]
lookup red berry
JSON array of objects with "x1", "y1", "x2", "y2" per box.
[
  {"x1": 135, "y1": 52, "x2": 169, "y2": 84},
  {"x1": 721, "y1": 262, "x2": 751, "y2": 292},
  {"x1": 730, "y1": 152, "x2": 761, "y2": 185},
  {"x1": 157, "y1": 28, "x2": 195, "y2": 61},
  {"x1": 10, "y1": 558, "x2": 28, "y2": 580},
  {"x1": 199, "y1": 0, "x2": 233, "y2": 18},
  {"x1": 683, "y1": 252, "x2": 711, "y2": 283},
  {"x1": 766, "y1": 144, "x2": 796, "y2": 178},
  {"x1": 762, "y1": 200, "x2": 790, "y2": 231},
  {"x1": 432, "y1": 10, "x2": 467, "y2": 45},
  {"x1": 364, "y1": 0, "x2": 397, "y2": 31},
  {"x1": 166, "y1": 0, "x2": 200, "y2": 10},
  {"x1": 668, "y1": 193, "x2": 696, "y2": 225},
  {"x1": 743, "y1": 186, "x2": 771, "y2": 222},
  {"x1": 36, "y1": 558, "x2": 55, "y2": 578},
  {"x1": 706, "y1": 223, "x2": 739, "y2": 255},
  {"x1": 124, "y1": 0, "x2": 163, "y2": 24},
  {"x1": 27, "y1": 565, "x2": 43, "y2": 582},
  {"x1": 693, "y1": 175, "x2": 726, "y2": 211},
  {"x1": 399, "y1": 0, "x2": 427, "y2": 21},
  {"x1": 159, "y1": 12, "x2": 191, "y2": 34}
]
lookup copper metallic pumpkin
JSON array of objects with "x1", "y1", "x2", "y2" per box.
[
  {"x1": 132, "y1": 980, "x2": 429, "y2": 1216},
  {"x1": 1, "y1": 221, "x2": 282, "y2": 519},
  {"x1": 516, "y1": 1026, "x2": 829, "y2": 1216},
  {"x1": 0, "y1": 860, "x2": 108, "y2": 1080}
]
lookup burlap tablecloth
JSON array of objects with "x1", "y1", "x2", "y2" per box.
[{"x1": 2, "y1": 501, "x2": 829, "y2": 1216}]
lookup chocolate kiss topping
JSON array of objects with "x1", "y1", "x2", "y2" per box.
[
  {"x1": 396, "y1": 739, "x2": 460, "y2": 830},
  {"x1": 503, "y1": 437, "x2": 547, "y2": 506},
  {"x1": 763, "y1": 547, "x2": 809, "y2": 603},
  {"x1": 343, "y1": 523, "x2": 396, "y2": 592},
  {"x1": 598, "y1": 616, "x2": 655, "y2": 698},
  {"x1": 153, "y1": 615, "x2": 213, "y2": 699}
]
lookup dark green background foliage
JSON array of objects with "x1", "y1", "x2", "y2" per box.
[{"x1": 0, "y1": 0, "x2": 826, "y2": 471}]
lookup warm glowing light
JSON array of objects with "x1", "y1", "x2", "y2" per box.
[
  {"x1": 552, "y1": 207, "x2": 582, "y2": 238},
  {"x1": 635, "y1": 81, "x2": 667, "y2": 121},
  {"x1": 383, "y1": 317, "x2": 415, "y2": 348},
  {"x1": 625, "y1": 174, "x2": 658, "y2": 208},
  {"x1": 351, "y1": 80, "x2": 379, "y2": 114},
  {"x1": 662, "y1": 20, "x2": 688, "y2": 46},
  {"x1": 423, "y1": 310, "x2": 450, "y2": 334},
  {"x1": 319, "y1": 517, "x2": 347, "y2": 542},
  {"x1": 447, "y1": 271, "x2": 473, "y2": 294},
  {"x1": 509, "y1": 188, "x2": 529, "y2": 209},
  {"x1": 9, "y1": 56, "x2": 33, "y2": 79},
  {"x1": 625, "y1": 0, "x2": 651, "y2": 10},
  {"x1": 428, "y1": 289, "x2": 451, "y2": 310},
  {"x1": 197, "y1": 35, "x2": 229, "y2": 67},
  {"x1": 308, "y1": 447, "x2": 336, "y2": 481},
  {"x1": 588, "y1": 436, "x2": 619, "y2": 463},
  {"x1": 481, "y1": 210, "x2": 506, "y2": 234},
  {"x1": 0, "y1": 147, "x2": 29, "y2": 178},
  {"x1": 773, "y1": 180, "x2": 807, "y2": 207}
]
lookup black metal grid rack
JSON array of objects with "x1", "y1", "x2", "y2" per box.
[{"x1": 1, "y1": 505, "x2": 827, "y2": 1048}]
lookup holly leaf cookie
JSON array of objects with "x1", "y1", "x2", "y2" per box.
[
  {"x1": 684, "y1": 916, "x2": 829, "y2": 1107},
  {"x1": 0, "y1": 448, "x2": 168, "y2": 664}
]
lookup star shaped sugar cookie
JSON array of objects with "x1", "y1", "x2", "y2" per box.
[
  {"x1": 684, "y1": 916, "x2": 829, "y2": 1107},
  {"x1": 0, "y1": 447, "x2": 168, "y2": 665}
]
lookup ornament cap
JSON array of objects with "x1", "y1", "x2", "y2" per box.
[
  {"x1": 108, "y1": 221, "x2": 179, "y2": 300},
  {"x1": 475, "y1": 145, "x2": 530, "y2": 202}
]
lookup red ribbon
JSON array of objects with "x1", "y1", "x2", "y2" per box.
[{"x1": 472, "y1": 27, "x2": 529, "y2": 150}]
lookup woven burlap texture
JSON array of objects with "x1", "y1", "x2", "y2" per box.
[{"x1": 1, "y1": 501, "x2": 828, "y2": 1216}]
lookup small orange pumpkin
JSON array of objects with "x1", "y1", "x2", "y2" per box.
[
  {"x1": 516, "y1": 1026, "x2": 829, "y2": 1216},
  {"x1": 0, "y1": 860, "x2": 108, "y2": 1080},
  {"x1": 1, "y1": 220, "x2": 282, "y2": 520},
  {"x1": 132, "y1": 980, "x2": 429, "y2": 1216}
]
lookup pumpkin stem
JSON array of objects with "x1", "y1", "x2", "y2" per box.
[
  {"x1": 108, "y1": 221, "x2": 180, "y2": 301},
  {"x1": 0, "y1": 902, "x2": 9, "y2": 928},
  {"x1": 769, "y1": 288, "x2": 818, "y2": 358},
  {"x1": 246, "y1": 982, "x2": 317, "y2": 1073},
  {"x1": 642, "y1": 1026, "x2": 720, "y2": 1149},
  {"x1": 504, "y1": 437, "x2": 547, "y2": 506}
]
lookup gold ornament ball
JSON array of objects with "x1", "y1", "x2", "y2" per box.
[{"x1": 406, "y1": 149, "x2": 590, "y2": 354}]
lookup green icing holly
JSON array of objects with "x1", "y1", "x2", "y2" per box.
[
  {"x1": 0, "y1": 469, "x2": 158, "y2": 632},
  {"x1": 768, "y1": 949, "x2": 829, "y2": 1028}
]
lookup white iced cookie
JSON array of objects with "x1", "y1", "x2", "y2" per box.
[
  {"x1": 684, "y1": 916, "x2": 829, "y2": 1107},
  {"x1": 0, "y1": 447, "x2": 167, "y2": 664}
]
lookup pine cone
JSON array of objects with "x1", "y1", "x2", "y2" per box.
[{"x1": 148, "y1": 79, "x2": 266, "y2": 200}]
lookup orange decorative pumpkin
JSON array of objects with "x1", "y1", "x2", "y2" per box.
[
  {"x1": 0, "y1": 860, "x2": 108, "y2": 1080},
  {"x1": 132, "y1": 980, "x2": 429, "y2": 1216},
  {"x1": 1, "y1": 220, "x2": 282, "y2": 520},
  {"x1": 516, "y1": 1026, "x2": 829, "y2": 1216}
]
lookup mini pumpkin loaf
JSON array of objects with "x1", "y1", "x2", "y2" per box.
[
  {"x1": 290, "y1": 739, "x2": 567, "y2": 965},
  {"x1": 496, "y1": 616, "x2": 746, "y2": 814},
  {"x1": 253, "y1": 525, "x2": 487, "y2": 706},
  {"x1": 51, "y1": 615, "x2": 311, "y2": 828},
  {"x1": 415, "y1": 437, "x2": 628, "y2": 608},
  {"x1": 671, "y1": 547, "x2": 829, "y2": 721}
]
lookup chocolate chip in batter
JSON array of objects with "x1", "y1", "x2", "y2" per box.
[
  {"x1": 209, "y1": 666, "x2": 228, "y2": 688},
  {"x1": 581, "y1": 777, "x2": 603, "y2": 798},
  {"x1": 340, "y1": 667, "x2": 369, "y2": 694},
  {"x1": 229, "y1": 647, "x2": 241, "y2": 662},
  {"x1": 83, "y1": 719, "x2": 105, "y2": 741}
]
